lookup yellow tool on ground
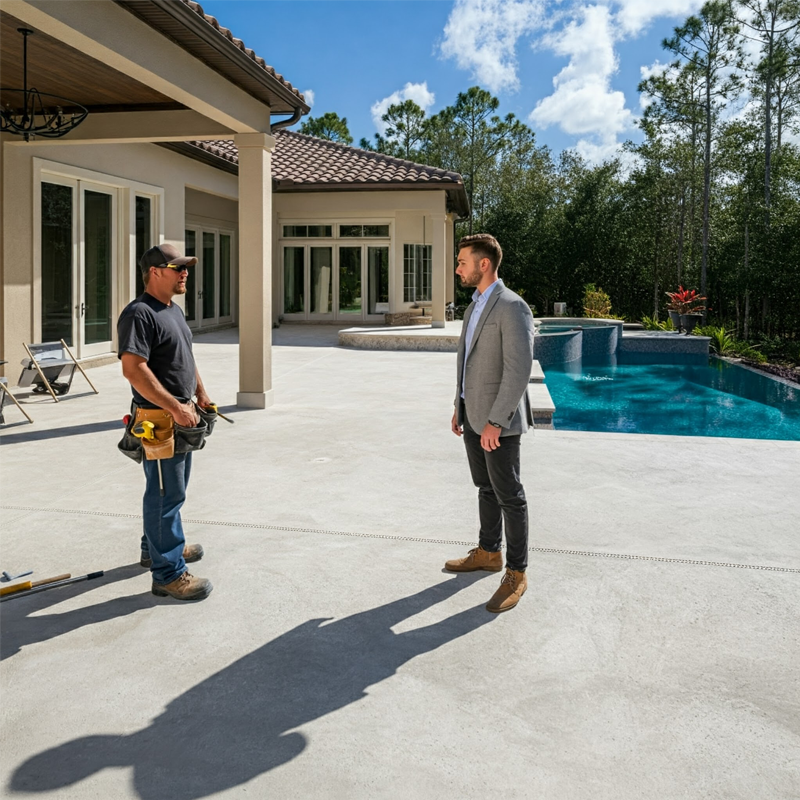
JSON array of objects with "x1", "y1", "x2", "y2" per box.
[
  {"x1": 204, "y1": 404, "x2": 234, "y2": 424},
  {"x1": 0, "y1": 573, "x2": 71, "y2": 597}
]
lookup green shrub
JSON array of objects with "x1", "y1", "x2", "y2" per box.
[
  {"x1": 732, "y1": 341, "x2": 768, "y2": 363},
  {"x1": 696, "y1": 326, "x2": 736, "y2": 355},
  {"x1": 582, "y1": 283, "x2": 613, "y2": 318},
  {"x1": 641, "y1": 315, "x2": 675, "y2": 331}
]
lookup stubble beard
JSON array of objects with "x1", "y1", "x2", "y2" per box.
[{"x1": 458, "y1": 266, "x2": 482, "y2": 287}]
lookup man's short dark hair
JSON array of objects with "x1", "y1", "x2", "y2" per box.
[{"x1": 458, "y1": 233, "x2": 502, "y2": 271}]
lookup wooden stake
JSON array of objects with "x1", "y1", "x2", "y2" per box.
[
  {"x1": 60, "y1": 339, "x2": 99, "y2": 394},
  {"x1": 22, "y1": 342, "x2": 59, "y2": 402}
]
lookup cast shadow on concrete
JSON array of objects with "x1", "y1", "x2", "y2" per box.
[
  {"x1": 0, "y1": 564, "x2": 155, "y2": 661},
  {"x1": 0, "y1": 419, "x2": 123, "y2": 445},
  {"x1": 9, "y1": 574, "x2": 495, "y2": 799}
]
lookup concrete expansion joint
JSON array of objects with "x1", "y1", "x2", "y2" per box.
[{"x1": 2, "y1": 505, "x2": 798, "y2": 574}]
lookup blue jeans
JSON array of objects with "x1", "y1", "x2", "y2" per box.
[{"x1": 140, "y1": 452, "x2": 192, "y2": 585}]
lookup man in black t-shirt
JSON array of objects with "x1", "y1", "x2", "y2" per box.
[{"x1": 118, "y1": 244, "x2": 213, "y2": 602}]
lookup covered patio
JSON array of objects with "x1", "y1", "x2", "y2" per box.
[{"x1": 1, "y1": 0, "x2": 309, "y2": 407}]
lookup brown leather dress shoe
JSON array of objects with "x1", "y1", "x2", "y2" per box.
[
  {"x1": 152, "y1": 572, "x2": 213, "y2": 601},
  {"x1": 140, "y1": 543, "x2": 204, "y2": 569},
  {"x1": 444, "y1": 546, "x2": 503, "y2": 573},
  {"x1": 486, "y1": 568, "x2": 527, "y2": 612}
]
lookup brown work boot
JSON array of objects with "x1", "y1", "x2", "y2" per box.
[
  {"x1": 140, "y1": 543, "x2": 204, "y2": 569},
  {"x1": 444, "y1": 546, "x2": 503, "y2": 573},
  {"x1": 152, "y1": 572, "x2": 213, "y2": 601},
  {"x1": 486, "y1": 568, "x2": 527, "y2": 613}
]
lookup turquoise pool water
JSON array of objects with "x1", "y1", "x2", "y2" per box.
[{"x1": 545, "y1": 357, "x2": 800, "y2": 440}]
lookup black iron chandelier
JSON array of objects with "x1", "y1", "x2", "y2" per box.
[{"x1": 0, "y1": 28, "x2": 88, "y2": 141}]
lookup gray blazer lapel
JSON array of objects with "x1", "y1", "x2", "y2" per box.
[
  {"x1": 457, "y1": 302, "x2": 475, "y2": 380},
  {"x1": 467, "y1": 284, "x2": 505, "y2": 358}
]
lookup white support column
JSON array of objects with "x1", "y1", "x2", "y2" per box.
[
  {"x1": 235, "y1": 133, "x2": 275, "y2": 409},
  {"x1": 430, "y1": 213, "x2": 448, "y2": 328}
]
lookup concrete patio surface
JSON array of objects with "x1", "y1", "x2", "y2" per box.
[{"x1": 1, "y1": 325, "x2": 798, "y2": 799}]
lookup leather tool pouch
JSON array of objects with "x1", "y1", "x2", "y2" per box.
[
  {"x1": 135, "y1": 407, "x2": 175, "y2": 461},
  {"x1": 119, "y1": 403, "x2": 215, "y2": 462}
]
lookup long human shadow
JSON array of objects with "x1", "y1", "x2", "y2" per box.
[
  {"x1": 0, "y1": 564, "x2": 156, "y2": 661},
  {"x1": 10, "y1": 574, "x2": 495, "y2": 799}
]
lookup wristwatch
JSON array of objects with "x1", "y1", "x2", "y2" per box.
[{"x1": 488, "y1": 421, "x2": 502, "y2": 429}]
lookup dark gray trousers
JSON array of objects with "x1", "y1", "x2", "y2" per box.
[{"x1": 462, "y1": 419, "x2": 528, "y2": 571}]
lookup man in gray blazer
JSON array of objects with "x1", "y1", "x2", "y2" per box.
[{"x1": 445, "y1": 234, "x2": 535, "y2": 612}]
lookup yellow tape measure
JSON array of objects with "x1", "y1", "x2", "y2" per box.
[{"x1": 132, "y1": 420, "x2": 156, "y2": 439}]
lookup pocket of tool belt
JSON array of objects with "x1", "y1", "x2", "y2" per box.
[
  {"x1": 135, "y1": 407, "x2": 175, "y2": 461},
  {"x1": 173, "y1": 403, "x2": 216, "y2": 454}
]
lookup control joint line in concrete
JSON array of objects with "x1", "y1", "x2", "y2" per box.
[{"x1": 3, "y1": 504, "x2": 797, "y2": 574}]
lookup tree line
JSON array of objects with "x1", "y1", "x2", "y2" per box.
[{"x1": 299, "y1": 0, "x2": 800, "y2": 347}]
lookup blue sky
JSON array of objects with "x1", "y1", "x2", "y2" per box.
[{"x1": 201, "y1": 0, "x2": 703, "y2": 162}]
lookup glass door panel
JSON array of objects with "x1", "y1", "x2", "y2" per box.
[
  {"x1": 202, "y1": 232, "x2": 216, "y2": 321},
  {"x1": 310, "y1": 247, "x2": 333, "y2": 315},
  {"x1": 338, "y1": 247, "x2": 362, "y2": 316},
  {"x1": 185, "y1": 230, "x2": 197, "y2": 324},
  {"x1": 219, "y1": 234, "x2": 232, "y2": 319},
  {"x1": 83, "y1": 190, "x2": 113, "y2": 345},
  {"x1": 367, "y1": 247, "x2": 389, "y2": 315},
  {"x1": 41, "y1": 182, "x2": 75, "y2": 345},
  {"x1": 284, "y1": 247, "x2": 305, "y2": 313},
  {"x1": 135, "y1": 196, "x2": 151, "y2": 298}
]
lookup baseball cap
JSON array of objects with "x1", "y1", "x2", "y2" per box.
[{"x1": 139, "y1": 244, "x2": 198, "y2": 273}]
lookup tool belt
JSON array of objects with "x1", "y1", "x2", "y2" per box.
[{"x1": 118, "y1": 402, "x2": 217, "y2": 463}]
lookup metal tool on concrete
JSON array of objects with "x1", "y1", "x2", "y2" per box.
[
  {"x1": 1, "y1": 570, "x2": 33, "y2": 582},
  {"x1": 0, "y1": 571, "x2": 103, "y2": 602},
  {"x1": 0, "y1": 573, "x2": 71, "y2": 597}
]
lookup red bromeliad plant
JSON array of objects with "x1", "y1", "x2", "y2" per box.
[{"x1": 665, "y1": 286, "x2": 707, "y2": 315}]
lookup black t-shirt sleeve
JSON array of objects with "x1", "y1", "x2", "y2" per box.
[{"x1": 117, "y1": 305, "x2": 155, "y2": 360}]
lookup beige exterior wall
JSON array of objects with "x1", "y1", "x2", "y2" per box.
[
  {"x1": 1, "y1": 140, "x2": 237, "y2": 375},
  {"x1": 2, "y1": 136, "x2": 458, "y2": 379},
  {"x1": 273, "y1": 189, "x2": 454, "y2": 321}
]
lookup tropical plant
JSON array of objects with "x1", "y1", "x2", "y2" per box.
[
  {"x1": 642, "y1": 315, "x2": 676, "y2": 330},
  {"x1": 665, "y1": 285, "x2": 707, "y2": 314},
  {"x1": 582, "y1": 283, "x2": 614, "y2": 318},
  {"x1": 693, "y1": 324, "x2": 736, "y2": 353}
]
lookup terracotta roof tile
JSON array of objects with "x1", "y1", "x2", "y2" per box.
[
  {"x1": 188, "y1": 130, "x2": 465, "y2": 188},
  {"x1": 182, "y1": 1, "x2": 305, "y2": 105}
]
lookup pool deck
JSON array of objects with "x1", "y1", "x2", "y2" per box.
[{"x1": 1, "y1": 325, "x2": 798, "y2": 800}]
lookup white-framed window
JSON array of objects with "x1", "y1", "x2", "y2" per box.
[
  {"x1": 403, "y1": 244, "x2": 432, "y2": 303},
  {"x1": 279, "y1": 219, "x2": 392, "y2": 320}
]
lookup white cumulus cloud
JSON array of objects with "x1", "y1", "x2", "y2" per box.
[
  {"x1": 302, "y1": 89, "x2": 315, "y2": 109},
  {"x1": 440, "y1": 0, "x2": 545, "y2": 93},
  {"x1": 530, "y1": 5, "x2": 633, "y2": 155},
  {"x1": 371, "y1": 82, "x2": 436, "y2": 133},
  {"x1": 615, "y1": 0, "x2": 699, "y2": 36}
]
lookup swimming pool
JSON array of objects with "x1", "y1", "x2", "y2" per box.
[{"x1": 544, "y1": 356, "x2": 800, "y2": 440}]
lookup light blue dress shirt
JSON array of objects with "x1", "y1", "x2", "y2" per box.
[{"x1": 461, "y1": 278, "x2": 502, "y2": 399}]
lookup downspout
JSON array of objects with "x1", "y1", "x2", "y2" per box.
[{"x1": 271, "y1": 108, "x2": 304, "y2": 131}]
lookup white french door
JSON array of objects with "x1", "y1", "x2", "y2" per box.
[
  {"x1": 282, "y1": 243, "x2": 388, "y2": 321},
  {"x1": 40, "y1": 178, "x2": 117, "y2": 357},
  {"x1": 184, "y1": 226, "x2": 235, "y2": 330}
]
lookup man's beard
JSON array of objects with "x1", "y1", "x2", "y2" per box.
[{"x1": 458, "y1": 266, "x2": 482, "y2": 287}]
